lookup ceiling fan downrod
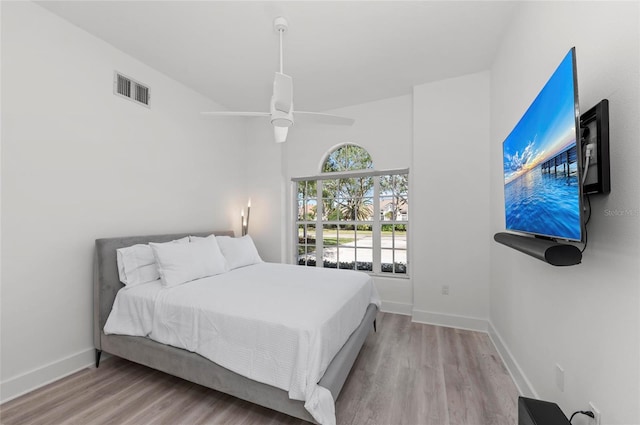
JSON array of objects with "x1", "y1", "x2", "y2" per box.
[{"x1": 274, "y1": 16, "x2": 288, "y2": 74}]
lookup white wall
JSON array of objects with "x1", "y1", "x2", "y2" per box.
[
  {"x1": 280, "y1": 95, "x2": 414, "y2": 314},
  {"x1": 412, "y1": 72, "x2": 491, "y2": 330},
  {"x1": 0, "y1": 2, "x2": 247, "y2": 401},
  {"x1": 243, "y1": 119, "x2": 286, "y2": 263},
  {"x1": 489, "y1": 2, "x2": 640, "y2": 423}
]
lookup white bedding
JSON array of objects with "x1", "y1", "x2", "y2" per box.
[{"x1": 104, "y1": 262, "x2": 380, "y2": 425}]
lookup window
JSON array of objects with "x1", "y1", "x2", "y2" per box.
[
  {"x1": 295, "y1": 145, "x2": 408, "y2": 276},
  {"x1": 379, "y1": 174, "x2": 408, "y2": 274}
]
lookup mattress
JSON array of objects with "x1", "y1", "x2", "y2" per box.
[{"x1": 104, "y1": 262, "x2": 380, "y2": 425}]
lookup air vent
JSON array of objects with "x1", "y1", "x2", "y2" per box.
[{"x1": 114, "y1": 71, "x2": 150, "y2": 107}]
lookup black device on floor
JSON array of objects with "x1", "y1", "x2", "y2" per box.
[{"x1": 518, "y1": 396, "x2": 571, "y2": 425}]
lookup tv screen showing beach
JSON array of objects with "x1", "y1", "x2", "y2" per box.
[{"x1": 502, "y1": 49, "x2": 582, "y2": 241}]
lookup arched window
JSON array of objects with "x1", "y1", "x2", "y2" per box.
[
  {"x1": 295, "y1": 144, "x2": 409, "y2": 276},
  {"x1": 322, "y1": 144, "x2": 373, "y2": 172}
]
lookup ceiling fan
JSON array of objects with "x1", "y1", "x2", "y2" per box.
[{"x1": 201, "y1": 17, "x2": 355, "y2": 143}]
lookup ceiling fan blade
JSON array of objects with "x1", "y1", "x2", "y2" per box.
[
  {"x1": 293, "y1": 111, "x2": 355, "y2": 126},
  {"x1": 201, "y1": 111, "x2": 270, "y2": 118},
  {"x1": 273, "y1": 72, "x2": 293, "y2": 113}
]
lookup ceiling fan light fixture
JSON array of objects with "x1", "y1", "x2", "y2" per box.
[
  {"x1": 274, "y1": 126, "x2": 289, "y2": 143},
  {"x1": 270, "y1": 109, "x2": 293, "y2": 127},
  {"x1": 271, "y1": 118, "x2": 293, "y2": 127}
]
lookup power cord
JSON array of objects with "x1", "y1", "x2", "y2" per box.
[
  {"x1": 584, "y1": 194, "x2": 592, "y2": 225},
  {"x1": 581, "y1": 125, "x2": 592, "y2": 185},
  {"x1": 582, "y1": 144, "x2": 594, "y2": 185},
  {"x1": 581, "y1": 194, "x2": 591, "y2": 253},
  {"x1": 570, "y1": 410, "x2": 595, "y2": 423},
  {"x1": 580, "y1": 126, "x2": 593, "y2": 254}
]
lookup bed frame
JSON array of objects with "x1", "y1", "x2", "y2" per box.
[{"x1": 94, "y1": 230, "x2": 378, "y2": 424}]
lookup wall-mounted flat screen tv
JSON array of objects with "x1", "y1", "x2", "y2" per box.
[{"x1": 502, "y1": 48, "x2": 584, "y2": 242}]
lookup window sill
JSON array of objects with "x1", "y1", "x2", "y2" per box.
[{"x1": 365, "y1": 272, "x2": 411, "y2": 280}]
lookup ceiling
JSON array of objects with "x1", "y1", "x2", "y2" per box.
[{"x1": 36, "y1": 1, "x2": 519, "y2": 113}]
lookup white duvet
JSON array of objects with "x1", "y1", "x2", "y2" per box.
[{"x1": 104, "y1": 262, "x2": 380, "y2": 425}]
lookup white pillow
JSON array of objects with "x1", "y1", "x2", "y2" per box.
[
  {"x1": 116, "y1": 237, "x2": 190, "y2": 287},
  {"x1": 116, "y1": 244, "x2": 158, "y2": 287},
  {"x1": 215, "y1": 235, "x2": 263, "y2": 270},
  {"x1": 150, "y1": 235, "x2": 228, "y2": 287}
]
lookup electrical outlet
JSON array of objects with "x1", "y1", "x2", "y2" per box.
[
  {"x1": 589, "y1": 402, "x2": 601, "y2": 425},
  {"x1": 555, "y1": 364, "x2": 564, "y2": 392},
  {"x1": 441, "y1": 285, "x2": 449, "y2": 295}
]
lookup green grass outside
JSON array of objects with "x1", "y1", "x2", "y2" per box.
[{"x1": 323, "y1": 237, "x2": 355, "y2": 246}]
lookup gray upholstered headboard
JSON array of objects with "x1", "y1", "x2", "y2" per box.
[{"x1": 93, "y1": 230, "x2": 235, "y2": 350}]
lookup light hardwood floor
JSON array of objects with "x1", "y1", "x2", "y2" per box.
[{"x1": 0, "y1": 313, "x2": 518, "y2": 425}]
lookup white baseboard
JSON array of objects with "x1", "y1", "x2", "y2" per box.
[
  {"x1": 380, "y1": 300, "x2": 413, "y2": 316},
  {"x1": 487, "y1": 321, "x2": 537, "y2": 398},
  {"x1": 0, "y1": 348, "x2": 95, "y2": 404},
  {"x1": 411, "y1": 309, "x2": 488, "y2": 332}
]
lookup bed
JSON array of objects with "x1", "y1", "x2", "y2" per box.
[{"x1": 94, "y1": 230, "x2": 379, "y2": 424}]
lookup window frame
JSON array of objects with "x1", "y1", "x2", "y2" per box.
[{"x1": 293, "y1": 167, "x2": 409, "y2": 278}]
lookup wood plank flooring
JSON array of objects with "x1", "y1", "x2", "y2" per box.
[{"x1": 0, "y1": 313, "x2": 518, "y2": 425}]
